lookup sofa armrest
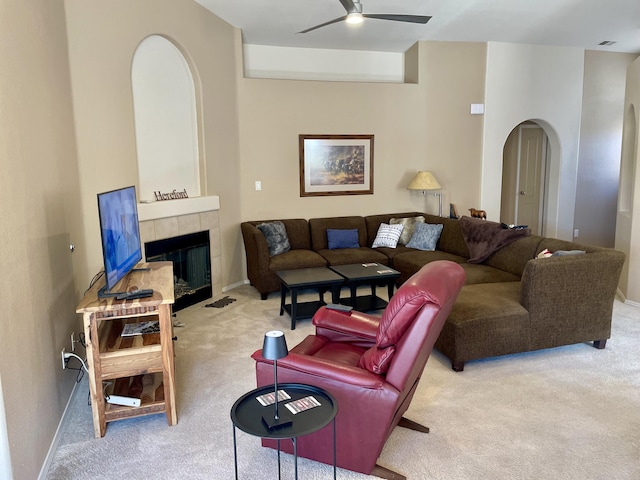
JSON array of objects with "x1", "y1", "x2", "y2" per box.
[
  {"x1": 520, "y1": 250, "x2": 625, "y2": 342},
  {"x1": 313, "y1": 307, "x2": 380, "y2": 344},
  {"x1": 253, "y1": 351, "x2": 385, "y2": 389},
  {"x1": 240, "y1": 222, "x2": 272, "y2": 296}
]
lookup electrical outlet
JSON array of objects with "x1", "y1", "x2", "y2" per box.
[
  {"x1": 61, "y1": 349, "x2": 67, "y2": 369},
  {"x1": 71, "y1": 332, "x2": 76, "y2": 352}
]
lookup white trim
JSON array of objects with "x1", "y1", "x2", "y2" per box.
[
  {"x1": 0, "y1": 376, "x2": 13, "y2": 480},
  {"x1": 223, "y1": 279, "x2": 248, "y2": 292},
  {"x1": 38, "y1": 380, "x2": 81, "y2": 480},
  {"x1": 137, "y1": 195, "x2": 220, "y2": 221}
]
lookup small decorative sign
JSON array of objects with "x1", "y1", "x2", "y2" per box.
[{"x1": 154, "y1": 189, "x2": 189, "y2": 201}]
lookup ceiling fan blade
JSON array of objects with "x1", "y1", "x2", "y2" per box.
[
  {"x1": 363, "y1": 14, "x2": 431, "y2": 24},
  {"x1": 339, "y1": 0, "x2": 358, "y2": 14},
  {"x1": 297, "y1": 16, "x2": 347, "y2": 34}
]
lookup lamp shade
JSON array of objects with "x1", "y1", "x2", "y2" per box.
[
  {"x1": 262, "y1": 330, "x2": 289, "y2": 360},
  {"x1": 407, "y1": 171, "x2": 442, "y2": 191}
]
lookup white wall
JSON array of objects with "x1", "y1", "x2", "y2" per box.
[
  {"x1": 482, "y1": 42, "x2": 585, "y2": 240},
  {"x1": 243, "y1": 44, "x2": 405, "y2": 83}
]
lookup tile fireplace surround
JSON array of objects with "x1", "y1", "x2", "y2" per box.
[{"x1": 138, "y1": 196, "x2": 222, "y2": 298}]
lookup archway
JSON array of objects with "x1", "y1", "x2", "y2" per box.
[{"x1": 500, "y1": 121, "x2": 549, "y2": 234}]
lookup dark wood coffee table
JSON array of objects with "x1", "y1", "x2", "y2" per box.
[
  {"x1": 275, "y1": 267, "x2": 344, "y2": 330},
  {"x1": 329, "y1": 263, "x2": 400, "y2": 312}
]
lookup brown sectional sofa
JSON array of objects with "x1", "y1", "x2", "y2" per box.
[{"x1": 241, "y1": 212, "x2": 625, "y2": 371}]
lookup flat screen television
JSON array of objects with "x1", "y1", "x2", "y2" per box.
[{"x1": 96, "y1": 185, "x2": 144, "y2": 298}]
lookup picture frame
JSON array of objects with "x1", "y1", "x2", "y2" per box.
[{"x1": 299, "y1": 134, "x2": 374, "y2": 197}]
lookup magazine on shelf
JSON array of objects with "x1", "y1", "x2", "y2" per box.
[
  {"x1": 121, "y1": 320, "x2": 160, "y2": 336},
  {"x1": 285, "y1": 395, "x2": 321, "y2": 414},
  {"x1": 256, "y1": 389, "x2": 291, "y2": 406}
]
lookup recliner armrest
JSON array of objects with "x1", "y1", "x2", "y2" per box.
[
  {"x1": 267, "y1": 352, "x2": 385, "y2": 389},
  {"x1": 313, "y1": 307, "x2": 380, "y2": 343}
]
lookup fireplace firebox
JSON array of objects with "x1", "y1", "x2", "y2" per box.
[{"x1": 145, "y1": 230, "x2": 211, "y2": 312}]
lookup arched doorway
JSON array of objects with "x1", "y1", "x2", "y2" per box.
[{"x1": 500, "y1": 121, "x2": 549, "y2": 235}]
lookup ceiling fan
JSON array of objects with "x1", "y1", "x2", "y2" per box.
[{"x1": 298, "y1": 0, "x2": 431, "y2": 34}]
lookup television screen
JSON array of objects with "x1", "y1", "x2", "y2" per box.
[{"x1": 97, "y1": 186, "x2": 143, "y2": 295}]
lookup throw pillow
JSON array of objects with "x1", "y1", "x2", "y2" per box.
[
  {"x1": 406, "y1": 223, "x2": 444, "y2": 251},
  {"x1": 256, "y1": 221, "x2": 291, "y2": 256},
  {"x1": 327, "y1": 228, "x2": 359, "y2": 249},
  {"x1": 390, "y1": 216, "x2": 425, "y2": 245},
  {"x1": 372, "y1": 223, "x2": 404, "y2": 248},
  {"x1": 358, "y1": 345, "x2": 396, "y2": 374}
]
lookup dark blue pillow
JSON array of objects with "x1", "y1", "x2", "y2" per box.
[{"x1": 327, "y1": 229, "x2": 359, "y2": 249}]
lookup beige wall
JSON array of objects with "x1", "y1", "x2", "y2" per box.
[
  {"x1": 64, "y1": 0, "x2": 240, "y2": 296},
  {"x1": 233, "y1": 41, "x2": 486, "y2": 285},
  {"x1": 575, "y1": 51, "x2": 639, "y2": 247},
  {"x1": 0, "y1": 1, "x2": 81, "y2": 478}
]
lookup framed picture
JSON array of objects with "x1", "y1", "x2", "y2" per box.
[{"x1": 299, "y1": 134, "x2": 374, "y2": 197}]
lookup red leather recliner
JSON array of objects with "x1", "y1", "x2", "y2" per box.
[{"x1": 252, "y1": 260, "x2": 466, "y2": 479}]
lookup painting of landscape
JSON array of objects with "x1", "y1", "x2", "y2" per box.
[{"x1": 299, "y1": 135, "x2": 374, "y2": 196}]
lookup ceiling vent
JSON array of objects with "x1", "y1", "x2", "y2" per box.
[{"x1": 598, "y1": 41, "x2": 617, "y2": 46}]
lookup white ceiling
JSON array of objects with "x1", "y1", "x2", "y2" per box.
[{"x1": 195, "y1": 0, "x2": 640, "y2": 54}]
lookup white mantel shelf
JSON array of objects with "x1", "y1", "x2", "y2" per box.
[{"x1": 138, "y1": 195, "x2": 220, "y2": 221}]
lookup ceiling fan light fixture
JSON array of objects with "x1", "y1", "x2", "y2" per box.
[{"x1": 346, "y1": 12, "x2": 364, "y2": 24}]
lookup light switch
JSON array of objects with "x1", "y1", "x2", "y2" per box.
[
  {"x1": 255, "y1": 181, "x2": 262, "y2": 191},
  {"x1": 470, "y1": 103, "x2": 485, "y2": 115}
]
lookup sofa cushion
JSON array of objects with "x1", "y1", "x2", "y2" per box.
[
  {"x1": 372, "y1": 223, "x2": 404, "y2": 248},
  {"x1": 269, "y1": 249, "x2": 327, "y2": 271},
  {"x1": 393, "y1": 249, "x2": 468, "y2": 284},
  {"x1": 484, "y1": 235, "x2": 543, "y2": 277},
  {"x1": 358, "y1": 345, "x2": 396, "y2": 374},
  {"x1": 461, "y1": 264, "x2": 521, "y2": 285},
  {"x1": 406, "y1": 223, "x2": 444, "y2": 251},
  {"x1": 327, "y1": 228, "x2": 359, "y2": 249},
  {"x1": 310, "y1": 216, "x2": 368, "y2": 251},
  {"x1": 257, "y1": 221, "x2": 291, "y2": 256},
  {"x1": 460, "y1": 216, "x2": 530, "y2": 264},
  {"x1": 434, "y1": 282, "x2": 530, "y2": 364},
  {"x1": 317, "y1": 247, "x2": 388, "y2": 266},
  {"x1": 390, "y1": 215, "x2": 425, "y2": 245}
]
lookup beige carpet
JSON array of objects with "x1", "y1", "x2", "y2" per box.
[{"x1": 45, "y1": 285, "x2": 640, "y2": 479}]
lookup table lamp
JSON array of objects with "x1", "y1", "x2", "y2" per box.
[
  {"x1": 407, "y1": 171, "x2": 443, "y2": 217},
  {"x1": 261, "y1": 330, "x2": 292, "y2": 430}
]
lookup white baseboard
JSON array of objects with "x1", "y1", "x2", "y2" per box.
[
  {"x1": 38, "y1": 379, "x2": 81, "y2": 480},
  {"x1": 616, "y1": 287, "x2": 640, "y2": 308},
  {"x1": 222, "y1": 279, "x2": 249, "y2": 292}
]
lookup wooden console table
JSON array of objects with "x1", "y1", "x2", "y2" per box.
[{"x1": 76, "y1": 261, "x2": 176, "y2": 438}]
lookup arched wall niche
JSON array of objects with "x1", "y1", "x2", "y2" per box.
[{"x1": 131, "y1": 34, "x2": 205, "y2": 201}]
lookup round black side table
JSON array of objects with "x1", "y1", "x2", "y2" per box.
[{"x1": 230, "y1": 383, "x2": 338, "y2": 479}]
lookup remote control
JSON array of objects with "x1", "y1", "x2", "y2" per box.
[
  {"x1": 106, "y1": 395, "x2": 141, "y2": 408},
  {"x1": 116, "y1": 289, "x2": 154, "y2": 300},
  {"x1": 325, "y1": 303, "x2": 353, "y2": 312}
]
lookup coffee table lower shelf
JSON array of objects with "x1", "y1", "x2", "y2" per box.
[{"x1": 338, "y1": 294, "x2": 389, "y2": 312}]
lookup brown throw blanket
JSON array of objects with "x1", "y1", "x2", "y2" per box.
[{"x1": 460, "y1": 216, "x2": 530, "y2": 264}]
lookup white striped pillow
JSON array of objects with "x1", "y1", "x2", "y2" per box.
[{"x1": 371, "y1": 223, "x2": 404, "y2": 248}]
